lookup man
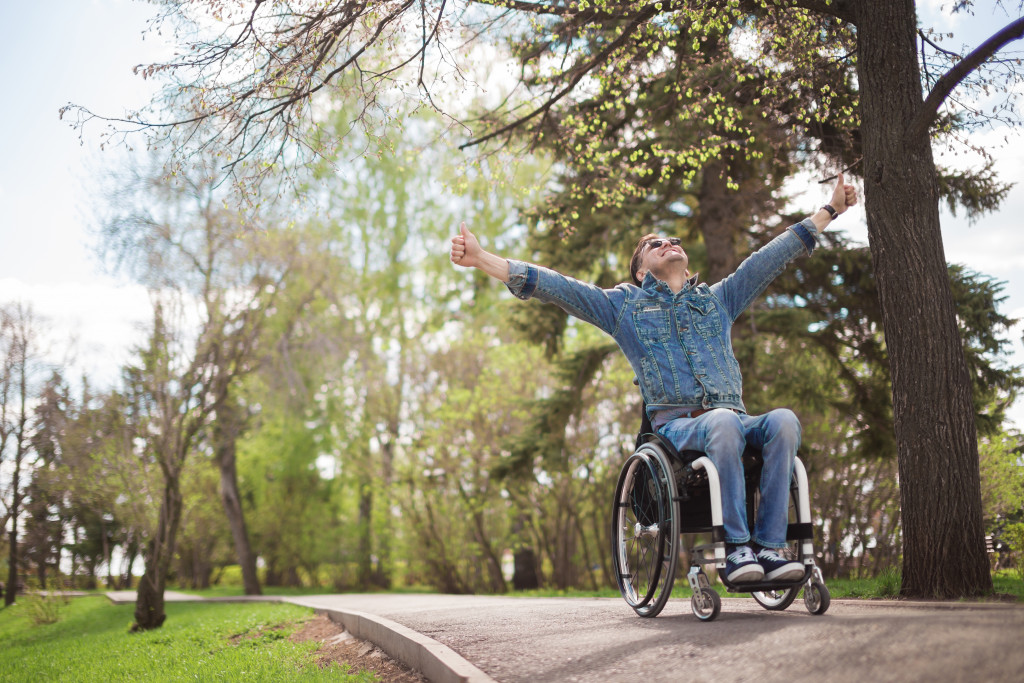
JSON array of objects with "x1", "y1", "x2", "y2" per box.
[{"x1": 450, "y1": 175, "x2": 857, "y2": 583}]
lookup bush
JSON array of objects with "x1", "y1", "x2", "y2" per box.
[
  {"x1": 23, "y1": 593, "x2": 67, "y2": 626},
  {"x1": 215, "y1": 565, "x2": 244, "y2": 587},
  {"x1": 1002, "y1": 523, "x2": 1024, "y2": 582}
]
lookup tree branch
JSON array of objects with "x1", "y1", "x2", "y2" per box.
[
  {"x1": 789, "y1": 0, "x2": 856, "y2": 24},
  {"x1": 907, "y1": 16, "x2": 1024, "y2": 143},
  {"x1": 458, "y1": 4, "x2": 658, "y2": 149}
]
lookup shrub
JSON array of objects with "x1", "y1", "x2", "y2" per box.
[
  {"x1": 1002, "y1": 523, "x2": 1024, "y2": 582},
  {"x1": 24, "y1": 593, "x2": 66, "y2": 626}
]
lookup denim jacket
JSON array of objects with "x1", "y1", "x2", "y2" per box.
[{"x1": 505, "y1": 219, "x2": 819, "y2": 425}]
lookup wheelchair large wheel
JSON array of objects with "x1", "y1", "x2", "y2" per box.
[
  {"x1": 611, "y1": 453, "x2": 666, "y2": 611},
  {"x1": 633, "y1": 446, "x2": 680, "y2": 617},
  {"x1": 751, "y1": 588, "x2": 798, "y2": 611},
  {"x1": 611, "y1": 448, "x2": 680, "y2": 617}
]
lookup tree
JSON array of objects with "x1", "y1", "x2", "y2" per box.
[
  {"x1": 23, "y1": 371, "x2": 77, "y2": 590},
  {"x1": 72, "y1": 0, "x2": 1024, "y2": 598},
  {"x1": 835, "y1": 0, "x2": 1021, "y2": 597},
  {"x1": 0, "y1": 303, "x2": 47, "y2": 604},
  {"x1": 99, "y1": 158, "x2": 319, "y2": 627}
]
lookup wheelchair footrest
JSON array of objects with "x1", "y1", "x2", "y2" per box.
[{"x1": 718, "y1": 566, "x2": 814, "y2": 593}]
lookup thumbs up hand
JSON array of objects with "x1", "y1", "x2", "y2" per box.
[
  {"x1": 829, "y1": 172, "x2": 858, "y2": 214},
  {"x1": 450, "y1": 221, "x2": 482, "y2": 268}
]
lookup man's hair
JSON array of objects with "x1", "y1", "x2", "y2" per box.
[{"x1": 629, "y1": 233, "x2": 660, "y2": 286}]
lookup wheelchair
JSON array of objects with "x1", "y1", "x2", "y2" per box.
[{"x1": 611, "y1": 408, "x2": 831, "y2": 621}]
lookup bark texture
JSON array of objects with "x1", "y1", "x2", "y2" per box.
[
  {"x1": 855, "y1": 0, "x2": 991, "y2": 597},
  {"x1": 697, "y1": 159, "x2": 741, "y2": 285},
  {"x1": 133, "y1": 480, "x2": 182, "y2": 630},
  {"x1": 214, "y1": 399, "x2": 262, "y2": 596}
]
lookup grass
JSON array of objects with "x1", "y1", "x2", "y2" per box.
[
  {"x1": 0, "y1": 595, "x2": 375, "y2": 683},
  {"x1": 175, "y1": 585, "x2": 340, "y2": 598},
  {"x1": 989, "y1": 570, "x2": 1024, "y2": 601}
]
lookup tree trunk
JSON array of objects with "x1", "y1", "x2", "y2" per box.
[
  {"x1": 5, "y1": 485, "x2": 18, "y2": 605},
  {"x1": 133, "y1": 477, "x2": 183, "y2": 630},
  {"x1": 375, "y1": 432, "x2": 395, "y2": 590},
  {"x1": 855, "y1": 0, "x2": 991, "y2": 598},
  {"x1": 5, "y1": 524, "x2": 17, "y2": 606},
  {"x1": 121, "y1": 539, "x2": 137, "y2": 590},
  {"x1": 357, "y1": 485, "x2": 373, "y2": 589},
  {"x1": 470, "y1": 508, "x2": 508, "y2": 593},
  {"x1": 134, "y1": 547, "x2": 167, "y2": 631},
  {"x1": 512, "y1": 548, "x2": 540, "y2": 590},
  {"x1": 101, "y1": 518, "x2": 113, "y2": 590},
  {"x1": 70, "y1": 526, "x2": 79, "y2": 590},
  {"x1": 697, "y1": 159, "x2": 741, "y2": 285},
  {"x1": 5, "y1": 357, "x2": 28, "y2": 607},
  {"x1": 213, "y1": 399, "x2": 261, "y2": 595},
  {"x1": 5, "y1": 441, "x2": 25, "y2": 606}
]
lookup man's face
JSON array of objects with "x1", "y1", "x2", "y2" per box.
[{"x1": 638, "y1": 237, "x2": 689, "y2": 282}]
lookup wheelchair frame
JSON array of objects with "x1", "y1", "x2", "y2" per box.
[{"x1": 612, "y1": 429, "x2": 831, "y2": 621}]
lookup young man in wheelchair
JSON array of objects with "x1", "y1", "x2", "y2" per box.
[{"x1": 450, "y1": 176, "x2": 857, "y2": 585}]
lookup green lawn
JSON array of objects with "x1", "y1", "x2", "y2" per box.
[
  {"x1": 175, "y1": 585, "x2": 341, "y2": 598},
  {"x1": 0, "y1": 595, "x2": 374, "y2": 683}
]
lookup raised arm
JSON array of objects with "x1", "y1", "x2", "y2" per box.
[
  {"x1": 713, "y1": 173, "x2": 859, "y2": 319},
  {"x1": 450, "y1": 221, "x2": 628, "y2": 335}
]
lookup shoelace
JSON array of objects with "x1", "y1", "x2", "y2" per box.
[
  {"x1": 727, "y1": 546, "x2": 756, "y2": 564},
  {"x1": 757, "y1": 548, "x2": 785, "y2": 561}
]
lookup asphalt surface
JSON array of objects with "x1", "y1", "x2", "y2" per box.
[
  {"x1": 286, "y1": 593, "x2": 1024, "y2": 683},
  {"x1": 106, "y1": 591, "x2": 1024, "y2": 682}
]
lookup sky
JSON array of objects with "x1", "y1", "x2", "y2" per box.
[{"x1": 0, "y1": 0, "x2": 1022, "y2": 430}]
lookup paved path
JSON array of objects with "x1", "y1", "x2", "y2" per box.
[{"x1": 107, "y1": 592, "x2": 1024, "y2": 682}]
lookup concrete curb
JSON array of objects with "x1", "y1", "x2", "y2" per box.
[
  {"x1": 104, "y1": 592, "x2": 496, "y2": 683},
  {"x1": 827, "y1": 597, "x2": 1024, "y2": 611},
  {"x1": 289, "y1": 602, "x2": 497, "y2": 683}
]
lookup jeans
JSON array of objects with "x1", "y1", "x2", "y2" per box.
[{"x1": 658, "y1": 408, "x2": 800, "y2": 549}]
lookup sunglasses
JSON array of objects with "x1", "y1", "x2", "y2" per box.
[{"x1": 646, "y1": 237, "x2": 682, "y2": 250}]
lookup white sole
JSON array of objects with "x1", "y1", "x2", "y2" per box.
[
  {"x1": 763, "y1": 564, "x2": 805, "y2": 582},
  {"x1": 726, "y1": 565, "x2": 765, "y2": 583}
]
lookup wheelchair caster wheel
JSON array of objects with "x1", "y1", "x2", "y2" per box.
[
  {"x1": 691, "y1": 586, "x2": 721, "y2": 622},
  {"x1": 804, "y1": 580, "x2": 830, "y2": 615}
]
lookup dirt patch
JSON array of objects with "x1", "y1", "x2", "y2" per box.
[
  {"x1": 229, "y1": 622, "x2": 290, "y2": 645},
  {"x1": 291, "y1": 613, "x2": 427, "y2": 682}
]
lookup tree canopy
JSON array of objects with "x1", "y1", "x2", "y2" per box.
[{"x1": 37, "y1": 0, "x2": 1024, "y2": 607}]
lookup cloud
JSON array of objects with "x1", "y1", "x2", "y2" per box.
[{"x1": 0, "y1": 277, "x2": 150, "y2": 389}]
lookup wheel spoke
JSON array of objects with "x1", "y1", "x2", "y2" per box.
[{"x1": 612, "y1": 451, "x2": 676, "y2": 614}]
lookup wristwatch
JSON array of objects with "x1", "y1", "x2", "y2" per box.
[{"x1": 821, "y1": 204, "x2": 839, "y2": 220}]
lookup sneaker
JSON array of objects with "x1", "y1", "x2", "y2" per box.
[
  {"x1": 755, "y1": 547, "x2": 804, "y2": 581},
  {"x1": 725, "y1": 545, "x2": 765, "y2": 583}
]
